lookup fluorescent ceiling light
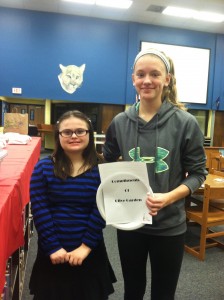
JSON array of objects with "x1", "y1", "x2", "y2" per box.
[
  {"x1": 163, "y1": 6, "x2": 195, "y2": 18},
  {"x1": 62, "y1": 0, "x2": 95, "y2": 4},
  {"x1": 194, "y1": 11, "x2": 224, "y2": 23},
  {"x1": 163, "y1": 6, "x2": 224, "y2": 23},
  {"x1": 96, "y1": 0, "x2": 133, "y2": 9}
]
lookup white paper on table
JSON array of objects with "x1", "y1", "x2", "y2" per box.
[
  {"x1": 0, "y1": 149, "x2": 8, "y2": 161},
  {"x1": 98, "y1": 162, "x2": 153, "y2": 225}
]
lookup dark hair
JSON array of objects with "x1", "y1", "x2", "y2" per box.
[{"x1": 52, "y1": 110, "x2": 103, "y2": 179}]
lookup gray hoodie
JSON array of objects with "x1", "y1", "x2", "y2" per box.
[{"x1": 103, "y1": 100, "x2": 207, "y2": 236}]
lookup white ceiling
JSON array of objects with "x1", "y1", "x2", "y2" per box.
[{"x1": 0, "y1": 0, "x2": 224, "y2": 34}]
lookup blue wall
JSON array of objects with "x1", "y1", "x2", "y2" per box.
[
  {"x1": 0, "y1": 7, "x2": 224, "y2": 110},
  {"x1": 212, "y1": 35, "x2": 224, "y2": 111}
]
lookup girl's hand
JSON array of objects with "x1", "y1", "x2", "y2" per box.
[
  {"x1": 50, "y1": 248, "x2": 68, "y2": 264},
  {"x1": 146, "y1": 184, "x2": 190, "y2": 216},
  {"x1": 66, "y1": 244, "x2": 92, "y2": 266},
  {"x1": 146, "y1": 193, "x2": 168, "y2": 216}
]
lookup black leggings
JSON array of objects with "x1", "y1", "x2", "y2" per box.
[{"x1": 117, "y1": 230, "x2": 185, "y2": 300}]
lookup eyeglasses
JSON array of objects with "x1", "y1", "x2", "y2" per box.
[{"x1": 59, "y1": 129, "x2": 89, "y2": 138}]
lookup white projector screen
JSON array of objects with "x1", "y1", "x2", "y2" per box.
[{"x1": 141, "y1": 42, "x2": 210, "y2": 104}]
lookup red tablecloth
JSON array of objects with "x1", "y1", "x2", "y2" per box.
[{"x1": 0, "y1": 137, "x2": 41, "y2": 293}]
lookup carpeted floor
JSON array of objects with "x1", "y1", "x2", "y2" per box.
[{"x1": 22, "y1": 225, "x2": 224, "y2": 300}]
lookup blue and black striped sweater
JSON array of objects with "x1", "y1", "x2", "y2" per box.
[{"x1": 30, "y1": 156, "x2": 105, "y2": 256}]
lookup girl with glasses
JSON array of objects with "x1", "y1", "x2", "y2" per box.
[{"x1": 29, "y1": 110, "x2": 116, "y2": 300}]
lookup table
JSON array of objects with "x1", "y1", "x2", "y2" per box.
[
  {"x1": 185, "y1": 173, "x2": 224, "y2": 209},
  {"x1": 37, "y1": 128, "x2": 54, "y2": 135},
  {"x1": 37, "y1": 128, "x2": 54, "y2": 149},
  {"x1": 0, "y1": 137, "x2": 41, "y2": 294},
  {"x1": 195, "y1": 173, "x2": 224, "y2": 195}
]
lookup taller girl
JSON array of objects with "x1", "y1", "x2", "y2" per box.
[{"x1": 103, "y1": 49, "x2": 207, "y2": 300}]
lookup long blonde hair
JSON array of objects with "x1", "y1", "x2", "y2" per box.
[{"x1": 161, "y1": 53, "x2": 186, "y2": 111}]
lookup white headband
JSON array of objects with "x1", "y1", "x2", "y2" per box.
[{"x1": 133, "y1": 48, "x2": 170, "y2": 73}]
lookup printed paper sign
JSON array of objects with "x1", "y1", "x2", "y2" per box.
[{"x1": 98, "y1": 162, "x2": 153, "y2": 225}]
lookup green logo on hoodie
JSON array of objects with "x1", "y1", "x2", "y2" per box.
[{"x1": 128, "y1": 146, "x2": 169, "y2": 173}]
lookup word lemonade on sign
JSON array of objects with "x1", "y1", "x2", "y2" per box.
[{"x1": 98, "y1": 162, "x2": 153, "y2": 227}]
